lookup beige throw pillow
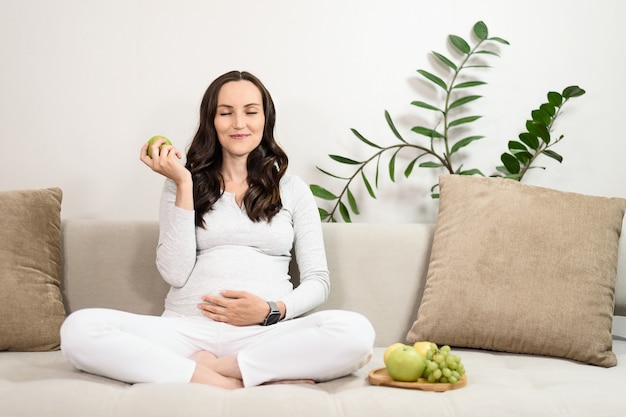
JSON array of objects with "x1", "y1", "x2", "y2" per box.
[
  {"x1": 407, "y1": 175, "x2": 626, "y2": 367},
  {"x1": 0, "y1": 187, "x2": 66, "y2": 351}
]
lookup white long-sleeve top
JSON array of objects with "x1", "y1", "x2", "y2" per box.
[{"x1": 156, "y1": 174, "x2": 330, "y2": 320}]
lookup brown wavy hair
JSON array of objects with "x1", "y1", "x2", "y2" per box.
[{"x1": 185, "y1": 71, "x2": 288, "y2": 227}]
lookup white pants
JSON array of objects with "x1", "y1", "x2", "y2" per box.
[{"x1": 60, "y1": 308, "x2": 375, "y2": 387}]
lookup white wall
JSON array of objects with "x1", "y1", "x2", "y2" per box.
[{"x1": 1, "y1": 0, "x2": 624, "y2": 223}]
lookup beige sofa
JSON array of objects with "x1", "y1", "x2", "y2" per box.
[{"x1": 1, "y1": 219, "x2": 626, "y2": 417}]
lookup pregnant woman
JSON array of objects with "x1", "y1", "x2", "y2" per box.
[{"x1": 60, "y1": 70, "x2": 375, "y2": 389}]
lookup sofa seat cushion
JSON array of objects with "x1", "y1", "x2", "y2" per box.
[{"x1": 1, "y1": 337, "x2": 625, "y2": 417}]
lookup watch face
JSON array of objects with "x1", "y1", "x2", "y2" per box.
[
  {"x1": 265, "y1": 312, "x2": 280, "y2": 325},
  {"x1": 263, "y1": 301, "x2": 281, "y2": 326}
]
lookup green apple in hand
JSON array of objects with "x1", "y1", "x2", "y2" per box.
[
  {"x1": 147, "y1": 135, "x2": 173, "y2": 158},
  {"x1": 385, "y1": 344, "x2": 426, "y2": 382}
]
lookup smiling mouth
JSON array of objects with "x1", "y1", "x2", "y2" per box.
[{"x1": 230, "y1": 134, "x2": 248, "y2": 139}]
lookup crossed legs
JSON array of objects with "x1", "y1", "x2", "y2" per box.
[{"x1": 61, "y1": 308, "x2": 374, "y2": 389}]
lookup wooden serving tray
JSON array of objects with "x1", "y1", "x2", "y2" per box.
[{"x1": 368, "y1": 368, "x2": 467, "y2": 391}]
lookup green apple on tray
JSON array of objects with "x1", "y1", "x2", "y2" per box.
[{"x1": 383, "y1": 341, "x2": 466, "y2": 384}]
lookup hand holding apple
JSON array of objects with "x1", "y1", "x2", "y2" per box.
[
  {"x1": 140, "y1": 135, "x2": 192, "y2": 192},
  {"x1": 146, "y1": 135, "x2": 173, "y2": 158}
]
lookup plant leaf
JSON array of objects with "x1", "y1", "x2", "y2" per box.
[
  {"x1": 389, "y1": 149, "x2": 401, "y2": 182},
  {"x1": 375, "y1": 154, "x2": 381, "y2": 188},
  {"x1": 526, "y1": 121, "x2": 550, "y2": 143},
  {"x1": 448, "y1": 95, "x2": 482, "y2": 110},
  {"x1": 450, "y1": 135, "x2": 484, "y2": 154},
  {"x1": 513, "y1": 151, "x2": 533, "y2": 164},
  {"x1": 361, "y1": 172, "x2": 376, "y2": 198},
  {"x1": 501, "y1": 153, "x2": 520, "y2": 174},
  {"x1": 453, "y1": 81, "x2": 487, "y2": 89},
  {"x1": 404, "y1": 154, "x2": 426, "y2": 177},
  {"x1": 458, "y1": 168, "x2": 484, "y2": 176},
  {"x1": 385, "y1": 110, "x2": 407, "y2": 143},
  {"x1": 448, "y1": 115, "x2": 482, "y2": 127},
  {"x1": 411, "y1": 126, "x2": 445, "y2": 139},
  {"x1": 562, "y1": 85, "x2": 586, "y2": 98},
  {"x1": 547, "y1": 91, "x2": 563, "y2": 106},
  {"x1": 449, "y1": 34, "x2": 470, "y2": 54},
  {"x1": 531, "y1": 109, "x2": 551, "y2": 126},
  {"x1": 339, "y1": 201, "x2": 351, "y2": 223},
  {"x1": 417, "y1": 69, "x2": 447, "y2": 90},
  {"x1": 317, "y1": 207, "x2": 330, "y2": 220},
  {"x1": 329, "y1": 154, "x2": 361, "y2": 165},
  {"x1": 419, "y1": 161, "x2": 444, "y2": 168},
  {"x1": 473, "y1": 21, "x2": 488, "y2": 40},
  {"x1": 540, "y1": 103, "x2": 556, "y2": 116},
  {"x1": 495, "y1": 165, "x2": 510, "y2": 175},
  {"x1": 543, "y1": 149, "x2": 563, "y2": 163},
  {"x1": 488, "y1": 36, "x2": 510, "y2": 45},
  {"x1": 347, "y1": 188, "x2": 359, "y2": 214},
  {"x1": 463, "y1": 65, "x2": 492, "y2": 69},
  {"x1": 508, "y1": 141, "x2": 527, "y2": 152},
  {"x1": 316, "y1": 166, "x2": 350, "y2": 180},
  {"x1": 432, "y1": 51, "x2": 457, "y2": 71},
  {"x1": 519, "y1": 133, "x2": 539, "y2": 150},
  {"x1": 310, "y1": 184, "x2": 337, "y2": 200},
  {"x1": 475, "y1": 50, "x2": 500, "y2": 57},
  {"x1": 350, "y1": 128, "x2": 382, "y2": 149},
  {"x1": 411, "y1": 100, "x2": 443, "y2": 113}
]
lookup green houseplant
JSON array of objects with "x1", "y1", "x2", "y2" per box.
[{"x1": 311, "y1": 21, "x2": 585, "y2": 222}]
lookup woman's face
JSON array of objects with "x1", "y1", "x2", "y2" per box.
[{"x1": 214, "y1": 80, "x2": 265, "y2": 161}]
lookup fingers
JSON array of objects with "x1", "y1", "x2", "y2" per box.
[
  {"x1": 202, "y1": 295, "x2": 224, "y2": 305},
  {"x1": 198, "y1": 300, "x2": 230, "y2": 324},
  {"x1": 199, "y1": 296, "x2": 228, "y2": 314},
  {"x1": 139, "y1": 138, "x2": 188, "y2": 181},
  {"x1": 219, "y1": 290, "x2": 249, "y2": 299},
  {"x1": 198, "y1": 301, "x2": 222, "y2": 317},
  {"x1": 139, "y1": 142, "x2": 153, "y2": 167},
  {"x1": 198, "y1": 293, "x2": 265, "y2": 326},
  {"x1": 140, "y1": 139, "x2": 180, "y2": 162},
  {"x1": 148, "y1": 138, "x2": 168, "y2": 158},
  {"x1": 139, "y1": 141, "x2": 149, "y2": 158}
]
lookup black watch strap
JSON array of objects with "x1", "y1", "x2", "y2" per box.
[{"x1": 262, "y1": 301, "x2": 281, "y2": 326}]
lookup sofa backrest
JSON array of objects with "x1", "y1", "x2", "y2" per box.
[
  {"x1": 61, "y1": 220, "x2": 167, "y2": 316},
  {"x1": 60, "y1": 220, "x2": 626, "y2": 347}
]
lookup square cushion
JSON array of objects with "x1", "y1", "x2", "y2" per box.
[
  {"x1": 407, "y1": 175, "x2": 626, "y2": 367},
  {"x1": 0, "y1": 187, "x2": 66, "y2": 351}
]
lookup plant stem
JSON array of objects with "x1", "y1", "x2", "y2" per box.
[
  {"x1": 326, "y1": 143, "x2": 443, "y2": 221},
  {"x1": 441, "y1": 39, "x2": 486, "y2": 173},
  {"x1": 517, "y1": 98, "x2": 569, "y2": 181}
]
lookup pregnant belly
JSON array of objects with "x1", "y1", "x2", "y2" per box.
[{"x1": 164, "y1": 246, "x2": 293, "y2": 316}]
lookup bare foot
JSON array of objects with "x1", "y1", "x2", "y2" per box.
[
  {"x1": 189, "y1": 351, "x2": 243, "y2": 389},
  {"x1": 190, "y1": 364, "x2": 243, "y2": 389},
  {"x1": 189, "y1": 350, "x2": 243, "y2": 389},
  {"x1": 190, "y1": 350, "x2": 218, "y2": 368},
  {"x1": 262, "y1": 379, "x2": 316, "y2": 385}
]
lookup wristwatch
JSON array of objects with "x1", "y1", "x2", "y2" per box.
[{"x1": 262, "y1": 301, "x2": 281, "y2": 326}]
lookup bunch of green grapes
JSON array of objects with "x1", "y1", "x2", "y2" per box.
[{"x1": 422, "y1": 344, "x2": 465, "y2": 384}]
